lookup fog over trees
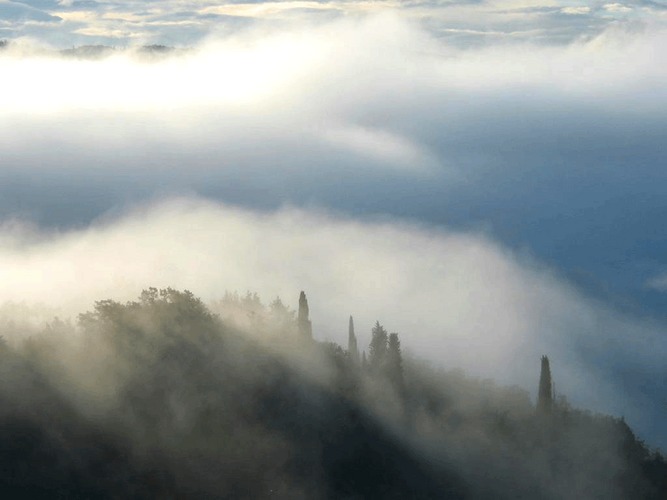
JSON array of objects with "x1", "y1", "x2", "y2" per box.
[
  {"x1": 0, "y1": 287, "x2": 663, "y2": 498},
  {"x1": 1, "y1": 4, "x2": 666, "y2": 498}
]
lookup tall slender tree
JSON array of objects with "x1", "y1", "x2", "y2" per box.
[
  {"x1": 348, "y1": 315, "x2": 359, "y2": 364},
  {"x1": 386, "y1": 333, "x2": 404, "y2": 391},
  {"x1": 538, "y1": 355, "x2": 553, "y2": 413},
  {"x1": 297, "y1": 291, "x2": 312, "y2": 340}
]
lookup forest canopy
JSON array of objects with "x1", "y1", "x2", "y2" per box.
[{"x1": 0, "y1": 287, "x2": 663, "y2": 499}]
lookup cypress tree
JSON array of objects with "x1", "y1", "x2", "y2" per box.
[
  {"x1": 348, "y1": 315, "x2": 359, "y2": 364},
  {"x1": 538, "y1": 355, "x2": 553, "y2": 413},
  {"x1": 297, "y1": 291, "x2": 312, "y2": 340},
  {"x1": 387, "y1": 333, "x2": 404, "y2": 391}
]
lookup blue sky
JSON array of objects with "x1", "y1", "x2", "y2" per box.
[
  {"x1": 0, "y1": 0, "x2": 663, "y2": 47},
  {"x1": 0, "y1": 1, "x2": 666, "y2": 448}
]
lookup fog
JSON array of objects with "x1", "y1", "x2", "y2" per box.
[
  {"x1": 0, "y1": 198, "x2": 664, "y2": 451},
  {"x1": 3, "y1": 20, "x2": 667, "y2": 306},
  {"x1": 3, "y1": 16, "x2": 667, "y2": 176},
  {"x1": 0, "y1": 198, "x2": 664, "y2": 497},
  {"x1": 0, "y1": 8, "x2": 666, "y2": 483}
]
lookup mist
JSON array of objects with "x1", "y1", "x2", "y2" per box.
[
  {"x1": 0, "y1": 198, "x2": 664, "y2": 451},
  {"x1": 2, "y1": 17, "x2": 667, "y2": 309},
  {"x1": 1, "y1": 6, "x2": 667, "y2": 496},
  {"x1": 0, "y1": 241, "x2": 662, "y2": 497}
]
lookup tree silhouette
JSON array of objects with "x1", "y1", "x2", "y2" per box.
[
  {"x1": 386, "y1": 333, "x2": 404, "y2": 391},
  {"x1": 348, "y1": 316, "x2": 359, "y2": 364},
  {"x1": 269, "y1": 296, "x2": 295, "y2": 335},
  {"x1": 538, "y1": 355, "x2": 553, "y2": 413},
  {"x1": 368, "y1": 321, "x2": 388, "y2": 372},
  {"x1": 297, "y1": 291, "x2": 312, "y2": 340},
  {"x1": 0, "y1": 287, "x2": 665, "y2": 499}
]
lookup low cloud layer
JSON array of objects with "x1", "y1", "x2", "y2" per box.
[
  {"x1": 1, "y1": 16, "x2": 667, "y2": 315},
  {"x1": 0, "y1": 198, "x2": 665, "y2": 449},
  {"x1": 1, "y1": 11, "x2": 666, "y2": 451}
]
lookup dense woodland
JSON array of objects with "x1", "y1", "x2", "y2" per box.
[{"x1": 0, "y1": 288, "x2": 664, "y2": 499}]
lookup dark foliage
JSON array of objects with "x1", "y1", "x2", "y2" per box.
[
  {"x1": 0, "y1": 288, "x2": 663, "y2": 499},
  {"x1": 59, "y1": 45, "x2": 116, "y2": 60},
  {"x1": 538, "y1": 355, "x2": 553, "y2": 413},
  {"x1": 368, "y1": 321, "x2": 388, "y2": 372},
  {"x1": 139, "y1": 45, "x2": 174, "y2": 54}
]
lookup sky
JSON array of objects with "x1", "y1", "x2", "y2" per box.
[{"x1": 1, "y1": 1, "x2": 666, "y2": 448}]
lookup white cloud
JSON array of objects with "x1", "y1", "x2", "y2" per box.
[
  {"x1": 1, "y1": 15, "x2": 667, "y2": 181},
  {"x1": 1, "y1": 11, "x2": 667, "y2": 449},
  {"x1": 603, "y1": 3, "x2": 633, "y2": 14},
  {"x1": 560, "y1": 6, "x2": 591, "y2": 15},
  {"x1": 0, "y1": 199, "x2": 664, "y2": 430},
  {"x1": 322, "y1": 124, "x2": 438, "y2": 171}
]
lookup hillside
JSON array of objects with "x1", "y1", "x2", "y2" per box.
[{"x1": 0, "y1": 288, "x2": 663, "y2": 499}]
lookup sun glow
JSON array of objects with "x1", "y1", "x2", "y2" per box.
[{"x1": 0, "y1": 36, "x2": 322, "y2": 116}]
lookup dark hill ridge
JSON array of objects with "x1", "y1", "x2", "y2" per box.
[{"x1": 0, "y1": 287, "x2": 663, "y2": 499}]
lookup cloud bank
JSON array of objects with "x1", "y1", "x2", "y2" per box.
[
  {"x1": 0, "y1": 198, "x2": 665, "y2": 449},
  {"x1": 1, "y1": 16, "x2": 667, "y2": 310},
  {"x1": 1, "y1": 12, "x2": 666, "y2": 451}
]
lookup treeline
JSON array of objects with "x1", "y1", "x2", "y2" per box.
[
  {"x1": 0, "y1": 287, "x2": 663, "y2": 499},
  {"x1": 0, "y1": 41, "x2": 180, "y2": 59},
  {"x1": 59, "y1": 44, "x2": 179, "y2": 59}
]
